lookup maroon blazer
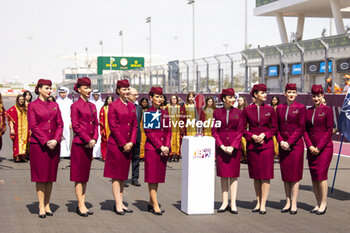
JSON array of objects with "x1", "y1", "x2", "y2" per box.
[
  {"x1": 144, "y1": 105, "x2": 171, "y2": 152},
  {"x1": 303, "y1": 104, "x2": 333, "y2": 151},
  {"x1": 28, "y1": 98, "x2": 63, "y2": 145},
  {"x1": 243, "y1": 103, "x2": 278, "y2": 150},
  {"x1": 212, "y1": 107, "x2": 244, "y2": 149},
  {"x1": 108, "y1": 98, "x2": 137, "y2": 147},
  {"x1": 71, "y1": 97, "x2": 98, "y2": 145},
  {"x1": 276, "y1": 102, "x2": 306, "y2": 146}
]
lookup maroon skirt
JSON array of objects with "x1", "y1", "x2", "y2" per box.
[
  {"x1": 144, "y1": 150, "x2": 168, "y2": 183},
  {"x1": 30, "y1": 143, "x2": 60, "y2": 182},
  {"x1": 307, "y1": 145, "x2": 333, "y2": 181},
  {"x1": 247, "y1": 148, "x2": 274, "y2": 180},
  {"x1": 104, "y1": 143, "x2": 132, "y2": 180},
  {"x1": 216, "y1": 148, "x2": 241, "y2": 178},
  {"x1": 279, "y1": 143, "x2": 304, "y2": 182},
  {"x1": 70, "y1": 143, "x2": 93, "y2": 182}
]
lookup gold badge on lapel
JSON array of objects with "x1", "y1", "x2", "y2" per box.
[
  {"x1": 233, "y1": 115, "x2": 239, "y2": 119},
  {"x1": 265, "y1": 112, "x2": 271, "y2": 117},
  {"x1": 53, "y1": 107, "x2": 57, "y2": 111},
  {"x1": 132, "y1": 110, "x2": 136, "y2": 113},
  {"x1": 292, "y1": 110, "x2": 299, "y2": 114},
  {"x1": 318, "y1": 112, "x2": 325, "y2": 117}
]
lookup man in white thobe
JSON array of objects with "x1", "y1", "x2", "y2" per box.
[
  {"x1": 89, "y1": 89, "x2": 104, "y2": 158},
  {"x1": 56, "y1": 87, "x2": 73, "y2": 158}
]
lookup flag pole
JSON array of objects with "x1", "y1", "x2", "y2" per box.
[{"x1": 331, "y1": 134, "x2": 344, "y2": 193}]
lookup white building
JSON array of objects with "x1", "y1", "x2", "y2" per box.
[{"x1": 254, "y1": 0, "x2": 350, "y2": 43}]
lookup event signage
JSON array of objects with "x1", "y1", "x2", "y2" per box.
[
  {"x1": 336, "y1": 58, "x2": 350, "y2": 73},
  {"x1": 97, "y1": 56, "x2": 144, "y2": 74},
  {"x1": 320, "y1": 61, "x2": 332, "y2": 73},
  {"x1": 268, "y1": 66, "x2": 278, "y2": 76},
  {"x1": 306, "y1": 62, "x2": 320, "y2": 74},
  {"x1": 292, "y1": 64, "x2": 302, "y2": 75}
]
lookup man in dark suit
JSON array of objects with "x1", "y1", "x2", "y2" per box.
[{"x1": 128, "y1": 87, "x2": 142, "y2": 186}]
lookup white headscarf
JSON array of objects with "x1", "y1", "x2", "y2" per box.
[
  {"x1": 56, "y1": 86, "x2": 73, "y2": 157},
  {"x1": 56, "y1": 87, "x2": 73, "y2": 122},
  {"x1": 89, "y1": 89, "x2": 104, "y2": 113}
]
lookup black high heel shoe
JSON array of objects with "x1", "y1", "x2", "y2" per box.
[
  {"x1": 76, "y1": 207, "x2": 88, "y2": 217},
  {"x1": 252, "y1": 208, "x2": 260, "y2": 213},
  {"x1": 217, "y1": 205, "x2": 229, "y2": 213},
  {"x1": 123, "y1": 208, "x2": 133, "y2": 213},
  {"x1": 39, "y1": 213, "x2": 46, "y2": 218},
  {"x1": 45, "y1": 212, "x2": 53, "y2": 216},
  {"x1": 147, "y1": 204, "x2": 164, "y2": 215},
  {"x1": 87, "y1": 210, "x2": 94, "y2": 215},
  {"x1": 259, "y1": 209, "x2": 267, "y2": 215},
  {"x1": 281, "y1": 207, "x2": 291, "y2": 213},
  {"x1": 113, "y1": 205, "x2": 125, "y2": 215},
  {"x1": 290, "y1": 210, "x2": 298, "y2": 215},
  {"x1": 229, "y1": 207, "x2": 238, "y2": 215},
  {"x1": 316, "y1": 207, "x2": 327, "y2": 215},
  {"x1": 310, "y1": 208, "x2": 318, "y2": 214}
]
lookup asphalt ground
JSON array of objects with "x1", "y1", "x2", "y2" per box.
[{"x1": 1, "y1": 97, "x2": 350, "y2": 233}]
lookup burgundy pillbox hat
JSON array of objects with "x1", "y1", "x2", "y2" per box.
[
  {"x1": 285, "y1": 83, "x2": 297, "y2": 91},
  {"x1": 35, "y1": 79, "x2": 52, "y2": 95},
  {"x1": 116, "y1": 79, "x2": 130, "y2": 88},
  {"x1": 148, "y1": 87, "x2": 163, "y2": 95},
  {"x1": 251, "y1": 84, "x2": 267, "y2": 97},
  {"x1": 311, "y1": 85, "x2": 324, "y2": 94},
  {"x1": 220, "y1": 88, "x2": 235, "y2": 100},
  {"x1": 74, "y1": 77, "x2": 91, "y2": 92}
]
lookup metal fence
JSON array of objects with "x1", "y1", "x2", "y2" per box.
[{"x1": 58, "y1": 34, "x2": 350, "y2": 94}]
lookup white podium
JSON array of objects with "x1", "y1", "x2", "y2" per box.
[{"x1": 181, "y1": 136, "x2": 216, "y2": 215}]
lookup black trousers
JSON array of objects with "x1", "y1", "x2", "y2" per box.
[{"x1": 131, "y1": 141, "x2": 140, "y2": 182}]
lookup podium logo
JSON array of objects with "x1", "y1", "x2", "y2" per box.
[
  {"x1": 193, "y1": 148, "x2": 212, "y2": 159},
  {"x1": 143, "y1": 111, "x2": 161, "y2": 129}
]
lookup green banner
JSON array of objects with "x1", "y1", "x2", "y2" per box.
[
  {"x1": 256, "y1": 0, "x2": 278, "y2": 7},
  {"x1": 97, "y1": 56, "x2": 144, "y2": 74}
]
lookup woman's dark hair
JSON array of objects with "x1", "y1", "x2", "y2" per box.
[
  {"x1": 204, "y1": 96, "x2": 216, "y2": 110},
  {"x1": 140, "y1": 97, "x2": 149, "y2": 109},
  {"x1": 161, "y1": 95, "x2": 168, "y2": 107},
  {"x1": 271, "y1": 96, "x2": 280, "y2": 106},
  {"x1": 23, "y1": 90, "x2": 33, "y2": 102},
  {"x1": 186, "y1": 92, "x2": 195, "y2": 105},
  {"x1": 103, "y1": 95, "x2": 114, "y2": 106},
  {"x1": 16, "y1": 94, "x2": 26, "y2": 113},
  {"x1": 170, "y1": 94, "x2": 179, "y2": 105},
  {"x1": 48, "y1": 96, "x2": 56, "y2": 102}
]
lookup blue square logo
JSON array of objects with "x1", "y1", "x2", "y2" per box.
[{"x1": 143, "y1": 111, "x2": 161, "y2": 129}]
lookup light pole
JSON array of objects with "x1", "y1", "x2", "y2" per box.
[
  {"x1": 119, "y1": 30, "x2": 124, "y2": 57},
  {"x1": 146, "y1": 17, "x2": 152, "y2": 87},
  {"x1": 245, "y1": 0, "x2": 248, "y2": 50},
  {"x1": 188, "y1": 0, "x2": 195, "y2": 85},
  {"x1": 146, "y1": 17, "x2": 152, "y2": 68},
  {"x1": 99, "y1": 40, "x2": 103, "y2": 56}
]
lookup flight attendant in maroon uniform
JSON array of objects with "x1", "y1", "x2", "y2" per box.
[
  {"x1": 28, "y1": 79, "x2": 63, "y2": 218},
  {"x1": 276, "y1": 83, "x2": 306, "y2": 215},
  {"x1": 304, "y1": 85, "x2": 333, "y2": 215},
  {"x1": 70, "y1": 77, "x2": 98, "y2": 217},
  {"x1": 243, "y1": 84, "x2": 278, "y2": 215},
  {"x1": 212, "y1": 88, "x2": 244, "y2": 214},
  {"x1": 104, "y1": 79, "x2": 137, "y2": 215},
  {"x1": 144, "y1": 87, "x2": 171, "y2": 215}
]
